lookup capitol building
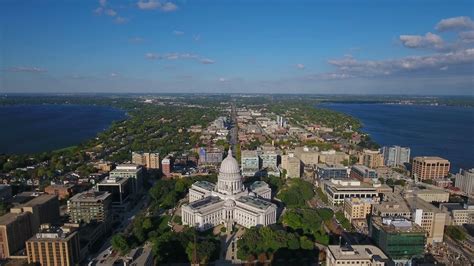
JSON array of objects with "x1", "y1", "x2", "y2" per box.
[{"x1": 181, "y1": 149, "x2": 277, "y2": 231}]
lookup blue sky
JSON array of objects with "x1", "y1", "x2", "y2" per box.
[{"x1": 1, "y1": 0, "x2": 473, "y2": 94}]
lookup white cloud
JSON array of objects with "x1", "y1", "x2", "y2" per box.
[
  {"x1": 173, "y1": 30, "x2": 184, "y2": 36},
  {"x1": 218, "y1": 77, "x2": 227, "y2": 82},
  {"x1": 114, "y1": 17, "x2": 129, "y2": 24},
  {"x1": 4, "y1": 66, "x2": 47, "y2": 73},
  {"x1": 325, "y1": 48, "x2": 474, "y2": 78},
  {"x1": 94, "y1": 7, "x2": 104, "y2": 15},
  {"x1": 435, "y1": 16, "x2": 474, "y2": 31},
  {"x1": 200, "y1": 58, "x2": 215, "y2": 64},
  {"x1": 400, "y1": 32, "x2": 444, "y2": 49},
  {"x1": 99, "y1": 0, "x2": 107, "y2": 7},
  {"x1": 105, "y1": 9, "x2": 117, "y2": 17},
  {"x1": 145, "y1": 52, "x2": 215, "y2": 64},
  {"x1": 193, "y1": 34, "x2": 201, "y2": 41},
  {"x1": 459, "y1": 30, "x2": 474, "y2": 42},
  {"x1": 110, "y1": 72, "x2": 119, "y2": 77},
  {"x1": 137, "y1": 0, "x2": 178, "y2": 11},
  {"x1": 161, "y1": 2, "x2": 178, "y2": 12},
  {"x1": 137, "y1": 0, "x2": 160, "y2": 10},
  {"x1": 296, "y1": 63, "x2": 305, "y2": 69}
]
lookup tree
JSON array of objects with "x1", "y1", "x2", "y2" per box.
[
  {"x1": 446, "y1": 226, "x2": 466, "y2": 241},
  {"x1": 111, "y1": 234, "x2": 129, "y2": 255},
  {"x1": 186, "y1": 240, "x2": 217, "y2": 264}
]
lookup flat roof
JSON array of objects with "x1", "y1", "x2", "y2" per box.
[
  {"x1": 249, "y1": 181, "x2": 269, "y2": 191},
  {"x1": 372, "y1": 216, "x2": 425, "y2": 234},
  {"x1": 406, "y1": 197, "x2": 443, "y2": 213},
  {"x1": 193, "y1": 180, "x2": 215, "y2": 191},
  {"x1": 328, "y1": 245, "x2": 388, "y2": 261},
  {"x1": 0, "y1": 212, "x2": 29, "y2": 226},
  {"x1": 236, "y1": 196, "x2": 273, "y2": 210},
  {"x1": 413, "y1": 156, "x2": 449, "y2": 162},
  {"x1": 69, "y1": 190, "x2": 111, "y2": 202},
  {"x1": 188, "y1": 196, "x2": 223, "y2": 210},
  {"x1": 15, "y1": 194, "x2": 56, "y2": 208}
]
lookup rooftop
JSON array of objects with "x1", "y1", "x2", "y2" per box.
[
  {"x1": 249, "y1": 181, "x2": 269, "y2": 191},
  {"x1": 188, "y1": 196, "x2": 223, "y2": 210},
  {"x1": 69, "y1": 190, "x2": 111, "y2": 202},
  {"x1": 406, "y1": 197, "x2": 443, "y2": 213},
  {"x1": 28, "y1": 224, "x2": 76, "y2": 241},
  {"x1": 327, "y1": 244, "x2": 389, "y2": 261},
  {"x1": 236, "y1": 195, "x2": 273, "y2": 210},
  {"x1": 372, "y1": 216, "x2": 425, "y2": 234},
  {"x1": 193, "y1": 180, "x2": 216, "y2": 191},
  {"x1": 0, "y1": 212, "x2": 29, "y2": 226},
  {"x1": 14, "y1": 194, "x2": 57, "y2": 208},
  {"x1": 413, "y1": 156, "x2": 449, "y2": 162}
]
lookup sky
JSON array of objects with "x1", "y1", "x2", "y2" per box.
[{"x1": 0, "y1": 0, "x2": 473, "y2": 95}]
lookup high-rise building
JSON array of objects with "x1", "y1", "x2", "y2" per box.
[
  {"x1": 281, "y1": 154, "x2": 302, "y2": 178},
  {"x1": 406, "y1": 198, "x2": 447, "y2": 244},
  {"x1": 10, "y1": 194, "x2": 60, "y2": 234},
  {"x1": 454, "y1": 168, "x2": 474, "y2": 196},
  {"x1": 241, "y1": 150, "x2": 260, "y2": 177},
  {"x1": 359, "y1": 149, "x2": 384, "y2": 169},
  {"x1": 132, "y1": 152, "x2": 160, "y2": 169},
  {"x1": 0, "y1": 194, "x2": 60, "y2": 259},
  {"x1": 322, "y1": 179, "x2": 382, "y2": 206},
  {"x1": 369, "y1": 216, "x2": 426, "y2": 265},
  {"x1": 439, "y1": 203, "x2": 474, "y2": 225},
  {"x1": 382, "y1": 146, "x2": 410, "y2": 167},
  {"x1": 97, "y1": 177, "x2": 133, "y2": 212},
  {"x1": 259, "y1": 151, "x2": 280, "y2": 176},
  {"x1": 294, "y1": 146, "x2": 319, "y2": 166},
  {"x1": 0, "y1": 212, "x2": 34, "y2": 259},
  {"x1": 350, "y1": 165, "x2": 378, "y2": 182},
  {"x1": 161, "y1": 157, "x2": 172, "y2": 177},
  {"x1": 411, "y1": 156, "x2": 450, "y2": 181},
  {"x1": 26, "y1": 224, "x2": 80, "y2": 266},
  {"x1": 110, "y1": 164, "x2": 143, "y2": 193},
  {"x1": 326, "y1": 244, "x2": 389, "y2": 266},
  {"x1": 344, "y1": 197, "x2": 378, "y2": 222},
  {"x1": 198, "y1": 147, "x2": 224, "y2": 165},
  {"x1": 67, "y1": 190, "x2": 112, "y2": 224},
  {"x1": 316, "y1": 164, "x2": 348, "y2": 180}
]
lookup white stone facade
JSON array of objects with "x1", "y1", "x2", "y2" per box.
[{"x1": 181, "y1": 149, "x2": 277, "y2": 231}]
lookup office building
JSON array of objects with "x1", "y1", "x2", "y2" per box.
[
  {"x1": 369, "y1": 217, "x2": 426, "y2": 264},
  {"x1": 26, "y1": 224, "x2": 80, "y2": 266},
  {"x1": 350, "y1": 165, "x2": 378, "y2": 182},
  {"x1": 406, "y1": 189, "x2": 449, "y2": 203},
  {"x1": 319, "y1": 150, "x2": 350, "y2": 165},
  {"x1": 326, "y1": 244, "x2": 389, "y2": 266},
  {"x1": 372, "y1": 195, "x2": 412, "y2": 219},
  {"x1": 161, "y1": 157, "x2": 172, "y2": 177},
  {"x1": 241, "y1": 150, "x2": 260, "y2": 177},
  {"x1": 294, "y1": 146, "x2": 319, "y2": 166},
  {"x1": 182, "y1": 149, "x2": 277, "y2": 231},
  {"x1": 382, "y1": 146, "x2": 410, "y2": 167},
  {"x1": 10, "y1": 194, "x2": 60, "y2": 233},
  {"x1": 97, "y1": 177, "x2": 133, "y2": 212},
  {"x1": 260, "y1": 150, "x2": 280, "y2": 176},
  {"x1": 132, "y1": 152, "x2": 160, "y2": 169},
  {"x1": 0, "y1": 194, "x2": 60, "y2": 259},
  {"x1": 344, "y1": 198, "x2": 378, "y2": 222},
  {"x1": 359, "y1": 149, "x2": 384, "y2": 169},
  {"x1": 411, "y1": 157, "x2": 450, "y2": 181},
  {"x1": 110, "y1": 164, "x2": 143, "y2": 193},
  {"x1": 439, "y1": 203, "x2": 474, "y2": 225},
  {"x1": 276, "y1": 115, "x2": 287, "y2": 128},
  {"x1": 454, "y1": 168, "x2": 474, "y2": 196},
  {"x1": 198, "y1": 147, "x2": 224, "y2": 165},
  {"x1": 0, "y1": 212, "x2": 34, "y2": 259},
  {"x1": 281, "y1": 154, "x2": 302, "y2": 178},
  {"x1": 322, "y1": 179, "x2": 384, "y2": 206},
  {"x1": 316, "y1": 164, "x2": 348, "y2": 180},
  {"x1": 406, "y1": 198, "x2": 446, "y2": 244},
  {"x1": 67, "y1": 190, "x2": 112, "y2": 224}
]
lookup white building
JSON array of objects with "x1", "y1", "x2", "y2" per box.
[
  {"x1": 181, "y1": 149, "x2": 277, "y2": 231},
  {"x1": 382, "y1": 146, "x2": 410, "y2": 167},
  {"x1": 455, "y1": 168, "x2": 474, "y2": 196},
  {"x1": 326, "y1": 245, "x2": 389, "y2": 266}
]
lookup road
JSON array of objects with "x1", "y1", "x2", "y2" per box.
[
  {"x1": 229, "y1": 103, "x2": 238, "y2": 156},
  {"x1": 88, "y1": 193, "x2": 149, "y2": 265}
]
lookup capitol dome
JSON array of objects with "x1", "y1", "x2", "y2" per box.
[
  {"x1": 224, "y1": 199, "x2": 236, "y2": 207},
  {"x1": 219, "y1": 148, "x2": 240, "y2": 176}
]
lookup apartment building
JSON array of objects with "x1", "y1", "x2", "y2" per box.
[{"x1": 411, "y1": 156, "x2": 450, "y2": 180}]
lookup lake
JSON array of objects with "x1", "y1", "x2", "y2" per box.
[
  {"x1": 0, "y1": 104, "x2": 126, "y2": 154},
  {"x1": 321, "y1": 103, "x2": 474, "y2": 172}
]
